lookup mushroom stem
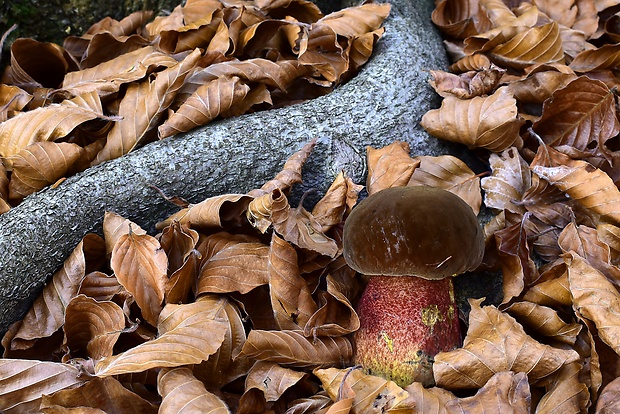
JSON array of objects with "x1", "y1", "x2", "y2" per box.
[{"x1": 353, "y1": 274, "x2": 461, "y2": 387}]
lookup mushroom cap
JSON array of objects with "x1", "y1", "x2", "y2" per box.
[{"x1": 343, "y1": 186, "x2": 484, "y2": 279}]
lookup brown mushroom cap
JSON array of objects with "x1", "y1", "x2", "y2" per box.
[{"x1": 343, "y1": 186, "x2": 484, "y2": 279}]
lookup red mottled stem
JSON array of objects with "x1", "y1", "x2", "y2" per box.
[{"x1": 353, "y1": 275, "x2": 461, "y2": 387}]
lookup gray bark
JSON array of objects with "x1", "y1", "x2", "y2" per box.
[{"x1": 0, "y1": 0, "x2": 485, "y2": 337}]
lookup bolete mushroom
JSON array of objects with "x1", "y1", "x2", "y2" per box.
[{"x1": 343, "y1": 185, "x2": 484, "y2": 387}]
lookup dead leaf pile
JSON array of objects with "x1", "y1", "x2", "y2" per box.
[
  {"x1": 0, "y1": 0, "x2": 390, "y2": 213},
  {"x1": 414, "y1": 0, "x2": 620, "y2": 411}
]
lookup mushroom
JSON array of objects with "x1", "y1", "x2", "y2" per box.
[{"x1": 342, "y1": 185, "x2": 484, "y2": 387}]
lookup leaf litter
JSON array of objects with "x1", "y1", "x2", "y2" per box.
[{"x1": 6, "y1": 0, "x2": 620, "y2": 412}]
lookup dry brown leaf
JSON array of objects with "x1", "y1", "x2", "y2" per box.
[
  {"x1": 78, "y1": 272, "x2": 124, "y2": 302},
  {"x1": 531, "y1": 144, "x2": 620, "y2": 226},
  {"x1": 303, "y1": 273, "x2": 360, "y2": 338},
  {"x1": 249, "y1": 139, "x2": 316, "y2": 198},
  {"x1": 196, "y1": 231, "x2": 269, "y2": 295},
  {"x1": 570, "y1": 43, "x2": 620, "y2": 72},
  {"x1": 597, "y1": 376, "x2": 620, "y2": 413},
  {"x1": 158, "y1": 367, "x2": 230, "y2": 414},
  {"x1": 0, "y1": 359, "x2": 85, "y2": 413},
  {"x1": 0, "y1": 92, "x2": 108, "y2": 159},
  {"x1": 433, "y1": 298, "x2": 580, "y2": 389},
  {"x1": 9, "y1": 38, "x2": 70, "y2": 89},
  {"x1": 156, "y1": 193, "x2": 252, "y2": 231},
  {"x1": 102, "y1": 211, "x2": 147, "y2": 255},
  {"x1": 432, "y1": 0, "x2": 492, "y2": 40},
  {"x1": 166, "y1": 250, "x2": 200, "y2": 305},
  {"x1": 495, "y1": 213, "x2": 539, "y2": 305},
  {"x1": 366, "y1": 141, "x2": 418, "y2": 195},
  {"x1": 311, "y1": 171, "x2": 362, "y2": 233},
  {"x1": 420, "y1": 86, "x2": 525, "y2": 152},
  {"x1": 236, "y1": 330, "x2": 353, "y2": 368},
  {"x1": 535, "y1": 362, "x2": 589, "y2": 414},
  {"x1": 93, "y1": 48, "x2": 201, "y2": 164},
  {"x1": 0, "y1": 84, "x2": 32, "y2": 121},
  {"x1": 565, "y1": 251, "x2": 620, "y2": 356},
  {"x1": 490, "y1": 21, "x2": 565, "y2": 69},
  {"x1": 429, "y1": 64, "x2": 505, "y2": 99},
  {"x1": 404, "y1": 371, "x2": 531, "y2": 414},
  {"x1": 532, "y1": 76, "x2": 620, "y2": 161},
  {"x1": 60, "y1": 46, "x2": 178, "y2": 96},
  {"x1": 157, "y1": 11, "x2": 224, "y2": 55},
  {"x1": 63, "y1": 294, "x2": 126, "y2": 360},
  {"x1": 523, "y1": 271, "x2": 572, "y2": 308},
  {"x1": 505, "y1": 301, "x2": 582, "y2": 345},
  {"x1": 268, "y1": 233, "x2": 317, "y2": 330},
  {"x1": 246, "y1": 361, "x2": 307, "y2": 402},
  {"x1": 7, "y1": 141, "x2": 87, "y2": 203},
  {"x1": 408, "y1": 154, "x2": 482, "y2": 214},
  {"x1": 318, "y1": 2, "x2": 390, "y2": 38},
  {"x1": 506, "y1": 70, "x2": 576, "y2": 105},
  {"x1": 158, "y1": 76, "x2": 252, "y2": 138},
  {"x1": 110, "y1": 228, "x2": 168, "y2": 326},
  {"x1": 95, "y1": 299, "x2": 229, "y2": 377},
  {"x1": 481, "y1": 147, "x2": 531, "y2": 214},
  {"x1": 3, "y1": 234, "x2": 105, "y2": 349},
  {"x1": 40, "y1": 376, "x2": 157, "y2": 414},
  {"x1": 193, "y1": 294, "x2": 251, "y2": 389},
  {"x1": 159, "y1": 220, "x2": 199, "y2": 276},
  {"x1": 314, "y1": 367, "x2": 413, "y2": 413},
  {"x1": 597, "y1": 223, "x2": 620, "y2": 264}
]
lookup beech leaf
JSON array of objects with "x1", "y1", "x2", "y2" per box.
[
  {"x1": 433, "y1": 298, "x2": 580, "y2": 389},
  {"x1": 95, "y1": 299, "x2": 229, "y2": 377},
  {"x1": 236, "y1": 330, "x2": 353, "y2": 368},
  {"x1": 110, "y1": 229, "x2": 168, "y2": 327},
  {"x1": 158, "y1": 367, "x2": 230, "y2": 414},
  {"x1": 420, "y1": 86, "x2": 525, "y2": 152},
  {"x1": 365, "y1": 141, "x2": 418, "y2": 195}
]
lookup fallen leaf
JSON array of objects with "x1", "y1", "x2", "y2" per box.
[
  {"x1": 158, "y1": 367, "x2": 230, "y2": 414},
  {"x1": 95, "y1": 299, "x2": 229, "y2": 377},
  {"x1": 111, "y1": 228, "x2": 168, "y2": 326},
  {"x1": 420, "y1": 86, "x2": 525, "y2": 152},
  {"x1": 433, "y1": 298, "x2": 580, "y2": 389},
  {"x1": 365, "y1": 141, "x2": 418, "y2": 195},
  {"x1": 236, "y1": 330, "x2": 353, "y2": 368}
]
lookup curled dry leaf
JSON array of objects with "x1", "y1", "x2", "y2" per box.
[
  {"x1": 63, "y1": 294, "x2": 126, "y2": 360},
  {"x1": 481, "y1": 147, "x2": 531, "y2": 214},
  {"x1": 7, "y1": 141, "x2": 87, "y2": 203},
  {"x1": 0, "y1": 359, "x2": 85, "y2": 413},
  {"x1": 565, "y1": 252, "x2": 620, "y2": 356},
  {"x1": 158, "y1": 76, "x2": 252, "y2": 139},
  {"x1": 236, "y1": 330, "x2": 353, "y2": 369},
  {"x1": 159, "y1": 220, "x2": 199, "y2": 276},
  {"x1": 197, "y1": 231, "x2": 269, "y2": 295},
  {"x1": 505, "y1": 301, "x2": 582, "y2": 345},
  {"x1": 268, "y1": 233, "x2": 317, "y2": 330},
  {"x1": 311, "y1": 171, "x2": 363, "y2": 233},
  {"x1": 102, "y1": 211, "x2": 147, "y2": 255},
  {"x1": 40, "y1": 376, "x2": 158, "y2": 414},
  {"x1": 365, "y1": 141, "x2": 418, "y2": 195},
  {"x1": 110, "y1": 229, "x2": 168, "y2": 327},
  {"x1": 420, "y1": 86, "x2": 525, "y2": 152},
  {"x1": 408, "y1": 154, "x2": 481, "y2": 214},
  {"x1": 93, "y1": 48, "x2": 202, "y2": 164},
  {"x1": 535, "y1": 362, "x2": 589, "y2": 414},
  {"x1": 433, "y1": 298, "x2": 580, "y2": 389},
  {"x1": 158, "y1": 367, "x2": 229, "y2": 414},
  {"x1": 532, "y1": 76, "x2": 620, "y2": 161},
  {"x1": 245, "y1": 361, "x2": 307, "y2": 402},
  {"x1": 193, "y1": 294, "x2": 251, "y2": 390},
  {"x1": 3, "y1": 234, "x2": 105, "y2": 349},
  {"x1": 429, "y1": 64, "x2": 505, "y2": 99},
  {"x1": 95, "y1": 299, "x2": 229, "y2": 377},
  {"x1": 0, "y1": 92, "x2": 108, "y2": 159},
  {"x1": 156, "y1": 193, "x2": 253, "y2": 231},
  {"x1": 314, "y1": 367, "x2": 413, "y2": 413},
  {"x1": 531, "y1": 144, "x2": 620, "y2": 226},
  {"x1": 490, "y1": 21, "x2": 565, "y2": 69}
]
